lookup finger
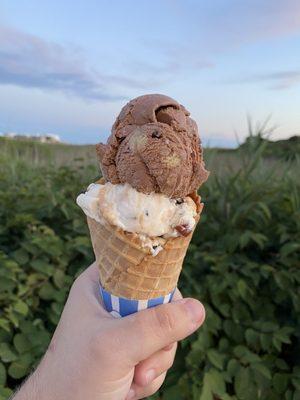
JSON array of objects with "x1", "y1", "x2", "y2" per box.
[
  {"x1": 126, "y1": 373, "x2": 166, "y2": 400},
  {"x1": 72, "y1": 262, "x2": 99, "y2": 292},
  {"x1": 162, "y1": 342, "x2": 176, "y2": 351},
  {"x1": 134, "y1": 342, "x2": 177, "y2": 386},
  {"x1": 70, "y1": 262, "x2": 110, "y2": 316},
  {"x1": 161, "y1": 289, "x2": 182, "y2": 351},
  {"x1": 171, "y1": 288, "x2": 183, "y2": 302},
  {"x1": 113, "y1": 297, "x2": 206, "y2": 364}
]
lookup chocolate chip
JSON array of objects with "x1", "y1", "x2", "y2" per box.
[
  {"x1": 175, "y1": 198, "x2": 184, "y2": 205},
  {"x1": 152, "y1": 245, "x2": 158, "y2": 249},
  {"x1": 145, "y1": 210, "x2": 149, "y2": 216},
  {"x1": 175, "y1": 224, "x2": 191, "y2": 237},
  {"x1": 151, "y1": 131, "x2": 162, "y2": 139}
]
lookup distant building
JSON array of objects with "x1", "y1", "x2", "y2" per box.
[
  {"x1": 39, "y1": 134, "x2": 61, "y2": 143},
  {"x1": 2, "y1": 133, "x2": 61, "y2": 143}
]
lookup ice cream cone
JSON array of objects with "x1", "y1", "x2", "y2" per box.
[
  {"x1": 76, "y1": 94, "x2": 209, "y2": 316},
  {"x1": 87, "y1": 191, "x2": 202, "y2": 301}
]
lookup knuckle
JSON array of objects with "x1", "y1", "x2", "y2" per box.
[
  {"x1": 145, "y1": 388, "x2": 159, "y2": 398},
  {"x1": 107, "y1": 330, "x2": 124, "y2": 354},
  {"x1": 163, "y1": 342, "x2": 177, "y2": 352},
  {"x1": 156, "y1": 354, "x2": 175, "y2": 373},
  {"x1": 70, "y1": 274, "x2": 84, "y2": 293},
  {"x1": 152, "y1": 307, "x2": 176, "y2": 336},
  {"x1": 129, "y1": 312, "x2": 149, "y2": 341},
  {"x1": 164, "y1": 355, "x2": 175, "y2": 370},
  {"x1": 90, "y1": 329, "x2": 115, "y2": 361},
  {"x1": 142, "y1": 376, "x2": 165, "y2": 398},
  {"x1": 89, "y1": 331, "x2": 105, "y2": 357}
]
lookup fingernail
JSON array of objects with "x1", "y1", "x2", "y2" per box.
[
  {"x1": 145, "y1": 368, "x2": 156, "y2": 384},
  {"x1": 126, "y1": 388, "x2": 135, "y2": 400},
  {"x1": 184, "y1": 299, "x2": 205, "y2": 326}
]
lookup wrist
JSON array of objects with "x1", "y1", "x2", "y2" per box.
[
  {"x1": 12, "y1": 356, "x2": 51, "y2": 400},
  {"x1": 12, "y1": 372, "x2": 39, "y2": 400}
]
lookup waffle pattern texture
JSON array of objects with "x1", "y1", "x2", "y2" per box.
[{"x1": 88, "y1": 210, "x2": 199, "y2": 300}]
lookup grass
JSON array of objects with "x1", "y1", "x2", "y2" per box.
[
  {"x1": 1, "y1": 135, "x2": 298, "y2": 180},
  {"x1": 0, "y1": 137, "x2": 97, "y2": 168}
]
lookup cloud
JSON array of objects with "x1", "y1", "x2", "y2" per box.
[
  {"x1": 164, "y1": 0, "x2": 300, "y2": 54},
  {"x1": 234, "y1": 70, "x2": 300, "y2": 90},
  {"x1": 213, "y1": 0, "x2": 300, "y2": 47},
  {"x1": 125, "y1": 40, "x2": 214, "y2": 87},
  {"x1": 270, "y1": 73, "x2": 300, "y2": 90},
  {"x1": 126, "y1": 0, "x2": 299, "y2": 84},
  {"x1": 149, "y1": 41, "x2": 214, "y2": 72},
  {"x1": 0, "y1": 25, "x2": 144, "y2": 101}
]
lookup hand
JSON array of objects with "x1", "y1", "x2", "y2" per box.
[{"x1": 13, "y1": 263, "x2": 205, "y2": 400}]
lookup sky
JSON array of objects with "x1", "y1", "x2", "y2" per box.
[{"x1": 0, "y1": 0, "x2": 300, "y2": 147}]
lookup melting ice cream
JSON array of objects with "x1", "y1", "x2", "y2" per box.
[
  {"x1": 77, "y1": 94, "x2": 208, "y2": 256},
  {"x1": 76, "y1": 182, "x2": 198, "y2": 255}
]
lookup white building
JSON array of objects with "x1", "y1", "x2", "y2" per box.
[{"x1": 2, "y1": 133, "x2": 62, "y2": 143}]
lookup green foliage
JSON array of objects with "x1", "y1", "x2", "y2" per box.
[
  {"x1": 0, "y1": 159, "x2": 98, "y2": 396},
  {"x1": 238, "y1": 117, "x2": 300, "y2": 162},
  {"x1": 0, "y1": 140, "x2": 299, "y2": 399},
  {"x1": 161, "y1": 144, "x2": 300, "y2": 399},
  {"x1": 0, "y1": 137, "x2": 97, "y2": 169},
  {"x1": 241, "y1": 135, "x2": 300, "y2": 162}
]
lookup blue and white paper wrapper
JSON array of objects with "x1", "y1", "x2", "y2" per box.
[{"x1": 100, "y1": 284, "x2": 176, "y2": 318}]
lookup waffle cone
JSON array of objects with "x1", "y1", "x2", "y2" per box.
[{"x1": 87, "y1": 191, "x2": 202, "y2": 300}]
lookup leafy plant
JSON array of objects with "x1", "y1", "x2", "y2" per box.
[
  {"x1": 159, "y1": 141, "x2": 300, "y2": 400},
  {"x1": 0, "y1": 160, "x2": 97, "y2": 398}
]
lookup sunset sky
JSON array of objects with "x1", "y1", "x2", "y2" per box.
[{"x1": 1, "y1": 0, "x2": 300, "y2": 146}]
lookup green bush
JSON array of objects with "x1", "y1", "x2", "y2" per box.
[
  {"x1": 163, "y1": 154, "x2": 300, "y2": 400},
  {"x1": 0, "y1": 161, "x2": 98, "y2": 399},
  {"x1": 0, "y1": 147, "x2": 299, "y2": 399}
]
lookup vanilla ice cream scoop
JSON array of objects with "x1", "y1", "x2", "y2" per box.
[{"x1": 76, "y1": 182, "x2": 198, "y2": 239}]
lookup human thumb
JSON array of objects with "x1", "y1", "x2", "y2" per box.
[{"x1": 114, "y1": 298, "x2": 205, "y2": 364}]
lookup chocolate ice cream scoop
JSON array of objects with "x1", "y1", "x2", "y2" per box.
[{"x1": 96, "y1": 94, "x2": 209, "y2": 198}]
